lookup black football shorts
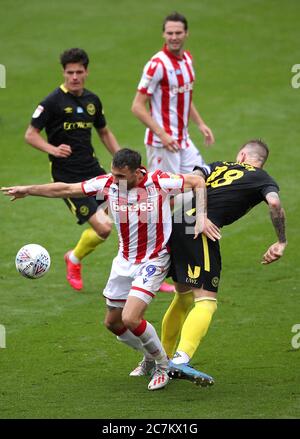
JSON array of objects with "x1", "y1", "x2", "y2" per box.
[
  {"x1": 52, "y1": 164, "x2": 107, "y2": 225},
  {"x1": 63, "y1": 195, "x2": 106, "y2": 225},
  {"x1": 169, "y1": 222, "x2": 222, "y2": 293}
]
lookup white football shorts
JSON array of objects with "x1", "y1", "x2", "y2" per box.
[
  {"x1": 103, "y1": 252, "x2": 171, "y2": 308},
  {"x1": 146, "y1": 138, "x2": 206, "y2": 174}
]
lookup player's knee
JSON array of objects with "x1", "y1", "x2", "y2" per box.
[
  {"x1": 103, "y1": 316, "x2": 113, "y2": 331},
  {"x1": 95, "y1": 221, "x2": 112, "y2": 239},
  {"x1": 104, "y1": 315, "x2": 119, "y2": 333},
  {"x1": 121, "y1": 313, "x2": 139, "y2": 332}
]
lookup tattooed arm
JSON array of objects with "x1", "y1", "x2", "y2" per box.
[{"x1": 262, "y1": 192, "x2": 287, "y2": 264}]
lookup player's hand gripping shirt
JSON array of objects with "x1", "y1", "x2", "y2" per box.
[
  {"x1": 82, "y1": 169, "x2": 184, "y2": 263},
  {"x1": 137, "y1": 45, "x2": 195, "y2": 149}
]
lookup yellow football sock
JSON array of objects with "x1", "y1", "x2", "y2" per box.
[
  {"x1": 161, "y1": 291, "x2": 194, "y2": 358},
  {"x1": 177, "y1": 299, "x2": 217, "y2": 359},
  {"x1": 73, "y1": 228, "x2": 105, "y2": 260}
]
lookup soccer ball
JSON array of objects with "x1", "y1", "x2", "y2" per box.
[{"x1": 15, "y1": 244, "x2": 51, "y2": 279}]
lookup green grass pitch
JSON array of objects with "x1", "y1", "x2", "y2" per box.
[{"x1": 0, "y1": 0, "x2": 299, "y2": 419}]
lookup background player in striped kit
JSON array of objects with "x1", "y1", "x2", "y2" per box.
[
  {"x1": 132, "y1": 11, "x2": 214, "y2": 174},
  {"x1": 132, "y1": 12, "x2": 215, "y2": 292}
]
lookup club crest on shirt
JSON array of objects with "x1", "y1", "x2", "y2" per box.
[{"x1": 87, "y1": 103, "x2": 96, "y2": 115}]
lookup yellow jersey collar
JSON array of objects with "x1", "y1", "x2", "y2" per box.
[{"x1": 60, "y1": 84, "x2": 68, "y2": 93}]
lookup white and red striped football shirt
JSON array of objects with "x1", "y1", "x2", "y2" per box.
[
  {"x1": 82, "y1": 169, "x2": 184, "y2": 264},
  {"x1": 137, "y1": 44, "x2": 195, "y2": 149}
]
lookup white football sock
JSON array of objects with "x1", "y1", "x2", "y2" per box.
[
  {"x1": 172, "y1": 350, "x2": 190, "y2": 364},
  {"x1": 117, "y1": 330, "x2": 152, "y2": 360},
  {"x1": 69, "y1": 251, "x2": 80, "y2": 264},
  {"x1": 133, "y1": 320, "x2": 168, "y2": 368}
]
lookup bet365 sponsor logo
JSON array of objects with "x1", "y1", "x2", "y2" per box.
[
  {"x1": 0, "y1": 64, "x2": 6, "y2": 88},
  {"x1": 291, "y1": 324, "x2": 300, "y2": 349},
  {"x1": 0, "y1": 324, "x2": 6, "y2": 348},
  {"x1": 111, "y1": 200, "x2": 155, "y2": 212},
  {"x1": 171, "y1": 82, "x2": 193, "y2": 95},
  {"x1": 291, "y1": 64, "x2": 300, "y2": 89}
]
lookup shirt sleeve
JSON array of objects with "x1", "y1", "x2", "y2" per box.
[
  {"x1": 137, "y1": 59, "x2": 163, "y2": 96},
  {"x1": 193, "y1": 164, "x2": 213, "y2": 179},
  {"x1": 260, "y1": 174, "x2": 280, "y2": 198},
  {"x1": 157, "y1": 172, "x2": 185, "y2": 193},
  {"x1": 30, "y1": 96, "x2": 54, "y2": 130},
  {"x1": 93, "y1": 96, "x2": 107, "y2": 129},
  {"x1": 81, "y1": 174, "x2": 111, "y2": 197}
]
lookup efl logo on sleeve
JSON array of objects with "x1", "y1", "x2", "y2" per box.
[{"x1": 32, "y1": 105, "x2": 44, "y2": 118}]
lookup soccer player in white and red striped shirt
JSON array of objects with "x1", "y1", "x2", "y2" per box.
[
  {"x1": 132, "y1": 12, "x2": 215, "y2": 175},
  {"x1": 2, "y1": 148, "x2": 218, "y2": 391}
]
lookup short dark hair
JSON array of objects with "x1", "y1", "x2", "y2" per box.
[
  {"x1": 163, "y1": 12, "x2": 188, "y2": 31},
  {"x1": 112, "y1": 148, "x2": 142, "y2": 171},
  {"x1": 60, "y1": 48, "x2": 89, "y2": 69},
  {"x1": 240, "y1": 139, "x2": 269, "y2": 165}
]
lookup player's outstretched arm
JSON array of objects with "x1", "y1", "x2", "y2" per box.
[
  {"x1": 262, "y1": 192, "x2": 287, "y2": 264},
  {"x1": 1, "y1": 182, "x2": 83, "y2": 201}
]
